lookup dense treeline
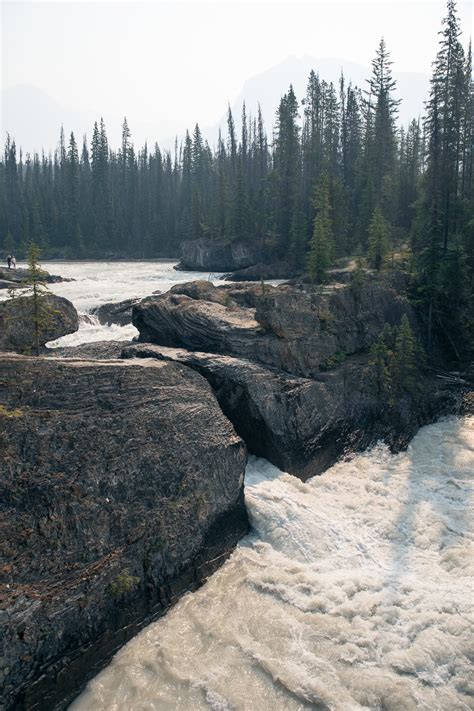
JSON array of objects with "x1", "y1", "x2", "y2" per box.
[
  {"x1": 1, "y1": 48, "x2": 415, "y2": 263},
  {"x1": 0, "y1": 1, "x2": 472, "y2": 357}
]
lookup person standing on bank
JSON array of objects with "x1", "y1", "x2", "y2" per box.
[{"x1": 6, "y1": 255, "x2": 12, "y2": 268}]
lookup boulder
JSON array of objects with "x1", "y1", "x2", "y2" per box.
[
  {"x1": 223, "y1": 260, "x2": 300, "y2": 282},
  {"x1": 178, "y1": 238, "x2": 261, "y2": 272},
  {"x1": 91, "y1": 297, "x2": 141, "y2": 326},
  {"x1": 0, "y1": 266, "x2": 72, "y2": 286},
  {"x1": 0, "y1": 293, "x2": 79, "y2": 353},
  {"x1": 0, "y1": 354, "x2": 248, "y2": 710},
  {"x1": 123, "y1": 344, "x2": 449, "y2": 479},
  {"x1": 132, "y1": 282, "x2": 414, "y2": 378}
]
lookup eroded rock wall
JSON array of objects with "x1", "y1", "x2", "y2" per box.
[{"x1": 0, "y1": 355, "x2": 248, "y2": 710}]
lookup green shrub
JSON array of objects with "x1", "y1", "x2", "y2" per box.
[{"x1": 109, "y1": 569, "x2": 140, "y2": 598}]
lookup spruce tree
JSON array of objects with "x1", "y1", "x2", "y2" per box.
[
  {"x1": 65, "y1": 132, "x2": 81, "y2": 250},
  {"x1": 393, "y1": 314, "x2": 418, "y2": 391},
  {"x1": 308, "y1": 173, "x2": 333, "y2": 282},
  {"x1": 368, "y1": 206, "x2": 389, "y2": 270}
]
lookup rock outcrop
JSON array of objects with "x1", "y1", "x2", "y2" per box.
[
  {"x1": 129, "y1": 279, "x2": 457, "y2": 478},
  {"x1": 0, "y1": 294, "x2": 79, "y2": 353},
  {"x1": 0, "y1": 355, "x2": 248, "y2": 710},
  {"x1": 223, "y1": 260, "x2": 300, "y2": 282},
  {"x1": 90, "y1": 298, "x2": 141, "y2": 326},
  {"x1": 178, "y1": 238, "x2": 261, "y2": 272},
  {"x1": 46, "y1": 340, "x2": 130, "y2": 360},
  {"x1": 122, "y1": 344, "x2": 449, "y2": 479},
  {"x1": 0, "y1": 267, "x2": 72, "y2": 289},
  {"x1": 133, "y1": 281, "x2": 413, "y2": 378}
]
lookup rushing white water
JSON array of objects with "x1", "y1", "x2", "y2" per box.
[
  {"x1": 1, "y1": 260, "x2": 225, "y2": 347},
  {"x1": 71, "y1": 416, "x2": 474, "y2": 711}
]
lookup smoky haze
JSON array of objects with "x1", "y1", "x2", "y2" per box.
[{"x1": 1, "y1": 0, "x2": 472, "y2": 153}]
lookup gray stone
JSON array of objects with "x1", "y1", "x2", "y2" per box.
[
  {"x1": 91, "y1": 297, "x2": 141, "y2": 326},
  {"x1": 132, "y1": 282, "x2": 414, "y2": 378},
  {"x1": 178, "y1": 238, "x2": 261, "y2": 272},
  {"x1": 123, "y1": 343, "x2": 450, "y2": 480},
  {"x1": 0, "y1": 354, "x2": 248, "y2": 710},
  {"x1": 0, "y1": 266, "x2": 73, "y2": 286},
  {"x1": 0, "y1": 293, "x2": 79, "y2": 353}
]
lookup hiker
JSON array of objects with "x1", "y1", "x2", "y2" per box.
[
  {"x1": 6, "y1": 255, "x2": 11, "y2": 269},
  {"x1": 11, "y1": 256, "x2": 16, "y2": 269}
]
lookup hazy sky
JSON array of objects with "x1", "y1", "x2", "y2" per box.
[{"x1": 1, "y1": 0, "x2": 473, "y2": 139}]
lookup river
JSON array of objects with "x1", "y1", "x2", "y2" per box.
[{"x1": 9, "y1": 261, "x2": 474, "y2": 710}]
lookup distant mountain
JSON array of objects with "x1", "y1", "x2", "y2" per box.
[
  {"x1": 210, "y1": 56, "x2": 429, "y2": 145},
  {"x1": 1, "y1": 58, "x2": 429, "y2": 154}
]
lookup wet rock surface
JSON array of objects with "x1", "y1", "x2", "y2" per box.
[
  {"x1": 0, "y1": 355, "x2": 248, "y2": 710},
  {"x1": 0, "y1": 294, "x2": 79, "y2": 353},
  {"x1": 90, "y1": 297, "x2": 141, "y2": 326}
]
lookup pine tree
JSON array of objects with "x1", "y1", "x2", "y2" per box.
[
  {"x1": 368, "y1": 206, "x2": 389, "y2": 270},
  {"x1": 65, "y1": 132, "x2": 81, "y2": 250},
  {"x1": 10, "y1": 242, "x2": 53, "y2": 355},
  {"x1": 393, "y1": 314, "x2": 418, "y2": 391},
  {"x1": 308, "y1": 173, "x2": 333, "y2": 282}
]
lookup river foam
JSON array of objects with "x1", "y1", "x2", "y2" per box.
[{"x1": 71, "y1": 416, "x2": 474, "y2": 711}]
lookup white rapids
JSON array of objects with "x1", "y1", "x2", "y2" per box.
[
  {"x1": 71, "y1": 416, "x2": 474, "y2": 711},
  {"x1": 1, "y1": 259, "x2": 225, "y2": 347}
]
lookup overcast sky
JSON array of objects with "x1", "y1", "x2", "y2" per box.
[{"x1": 1, "y1": 0, "x2": 473, "y2": 142}]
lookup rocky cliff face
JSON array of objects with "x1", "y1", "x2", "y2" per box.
[
  {"x1": 178, "y1": 238, "x2": 262, "y2": 272},
  {"x1": 0, "y1": 355, "x2": 248, "y2": 710},
  {"x1": 130, "y1": 279, "x2": 457, "y2": 478},
  {"x1": 133, "y1": 281, "x2": 414, "y2": 378},
  {"x1": 0, "y1": 294, "x2": 79, "y2": 353}
]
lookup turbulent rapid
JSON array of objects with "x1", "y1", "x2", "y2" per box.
[
  {"x1": 71, "y1": 416, "x2": 473, "y2": 711},
  {"x1": 22, "y1": 259, "x2": 225, "y2": 347}
]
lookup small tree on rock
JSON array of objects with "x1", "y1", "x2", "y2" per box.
[{"x1": 10, "y1": 242, "x2": 53, "y2": 355}]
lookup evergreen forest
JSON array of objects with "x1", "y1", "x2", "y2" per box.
[{"x1": 1, "y1": 1, "x2": 473, "y2": 359}]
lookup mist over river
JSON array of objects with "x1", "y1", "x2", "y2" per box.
[{"x1": 6, "y1": 261, "x2": 472, "y2": 710}]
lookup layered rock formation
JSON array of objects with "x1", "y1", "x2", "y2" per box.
[
  {"x1": 178, "y1": 238, "x2": 262, "y2": 272},
  {"x1": 133, "y1": 280, "x2": 413, "y2": 378},
  {"x1": 0, "y1": 355, "x2": 248, "y2": 710},
  {"x1": 0, "y1": 294, "x2": 79, "y2": 353},
  {"x1": 130, "y1": 279, "x2": 454, "y2": 477}
]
